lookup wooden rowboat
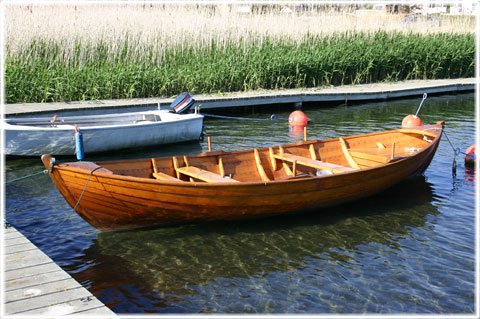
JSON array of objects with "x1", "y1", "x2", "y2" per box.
[{"x1": 41, "y1": 121, "x2": 444, "y2": 231}]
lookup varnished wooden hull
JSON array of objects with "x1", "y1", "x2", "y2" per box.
[{"x1": 42, "y1": 122, "x2": 443, "y2": 231}]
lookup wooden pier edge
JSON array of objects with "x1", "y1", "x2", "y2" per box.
[{"x1": 2, "y1": 226, "x2": 116, "y2": 317}]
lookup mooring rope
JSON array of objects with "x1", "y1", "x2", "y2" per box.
[
  {"x1": 200, "y1": 113, "x2": 288, "y2": 121},
  {"x1": 442, "y1": 130, "x2": 469, "y2": 178},
  {"x1": 5, "y1": 169, "x2": 49, "y2": 232},
  {"x1": 443, "y1": 130, "x2": 466, "y2": 156},
  {"x1": 6, "y1": 170, "x2": 48, "y2": 184},
  {"x1": 73, "y1": 166, "x2": 104, "y2": 211},
  {"x1": 5, "y1": 165, "x2": 103, "y2": 234}
]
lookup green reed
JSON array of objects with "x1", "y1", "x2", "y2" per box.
[{"x1": 5, "y1": 31, "x2": 474, "y2": 103}]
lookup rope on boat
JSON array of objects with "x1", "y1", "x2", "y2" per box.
[
  {"x1": 6, "y1": 170, "x2": 48, "y2": 184},
  {"x1": 200, "y1": 113, "x2": 288, "y2": 121},
  {"x1": 73, "y1": 166, "x2": 104, "y2": 211}
]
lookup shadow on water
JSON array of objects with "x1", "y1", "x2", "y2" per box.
[{"x1": 69, "y1": 175, "x2": 438, "y2": 311}]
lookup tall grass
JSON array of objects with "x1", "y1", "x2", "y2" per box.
[
  {"x1": 4, "y1": 4, "x2": 476, "y2": 103},
  {"x1": 6, "y1": 31, "x2": 474, "y2": 103}
]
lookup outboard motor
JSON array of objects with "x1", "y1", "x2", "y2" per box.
[{"x1": 170, "y1": 92, "x2": 195, "y2": 114}]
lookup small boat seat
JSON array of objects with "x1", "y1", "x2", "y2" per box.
[
  {"x1": 151, "y1": 158, "x2": 182, "y2": 181},
  {"x1": 348, "y1": 148, "x2": 408, "y2": 164},
  {"x1": 273, "y1": 153, "x2": 355, "y2": 173},
  {"x1": 153, "y1": 171, "x2": 182, "y2": 181},
  {"x1": 339, "y1": 138, "x2": 405, "y2": 168},
  {"x1": 176, "y1": 166, "x2": 239, "y2": 183},
  {"x1": 349, "y1": 150, "x2": 391, "y2": 164}
]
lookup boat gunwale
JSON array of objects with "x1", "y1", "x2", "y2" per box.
[
  {"x1": 5, "y1": 109, "x2": 202, "y2": 122},
  {"x1": 4, "y1": 113, "x2": 204, "y2": 131}
]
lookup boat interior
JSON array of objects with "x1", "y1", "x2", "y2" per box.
[
  {"x1": 94, "y1": 128, "x2": 438, "y2": 183},
  {"x1": 5, "y1": 111, "x2": 171, "y2": 128}
]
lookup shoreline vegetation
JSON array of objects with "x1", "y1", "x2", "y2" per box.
[{"x1": 4, "y1": 4, "x2": 475, "y2": 104}]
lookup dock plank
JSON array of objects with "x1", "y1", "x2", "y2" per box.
[
  {"x1": 5, "y1": 263, "x2": 61, "y2": 281},
  {"x1": 5, "y1": 240, "x2": 38, "y2": 255},
  {"x1": 5, "y1": 248, "x2": 53, "y2": 271},
  {"x1": 3, "y1": 226, "x2": 116, "y2": 316},
  {"x1": 5, "y1": 269, "x2": 71, "y2": 292},
  {"x1": 4, "y1": 226, "x2": 16, "y2": 234},
  {"x1": 6, "y1": 287, "x2": 92, "y2": 314},
  {"x1": 5, "y1": 278, "x2": 80, "y2": 302},
  {"x1": 17, "y1": 295, "x2": 112, "y2": 316},
  {"x1": 5, "y1": 235, "x2": 31, "y2": 247},
  {"x1": 72, "y1": 305, "x2": 119, "y2": 315},
  {"x1": 5, "y1": 230, "x2": 24, "y2": 240}
]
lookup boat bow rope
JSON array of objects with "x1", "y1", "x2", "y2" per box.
[
  {"x1": 73, "y1": 165, "x2": 105, "y2": 211},
  {"x1": 6, "y1": 170, "x2": 48, "y2": 184}
]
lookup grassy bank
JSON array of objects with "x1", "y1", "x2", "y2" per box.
[
  {"x1": 5, "y1": 31, "x2": 474, "y2": 103},
  {"x1": 4, "y1": 4, "x2": 475, "y2": 103}
]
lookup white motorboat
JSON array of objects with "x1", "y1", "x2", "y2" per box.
[{"x1": 4, "y1": 109, "x2": 204, "y2": 156}]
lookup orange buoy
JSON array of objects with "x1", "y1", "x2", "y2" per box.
[
  {"x1": 402, "y1": 114, "x2": 422, "y2": 128},
  {"x1": 288, "y1": 111, "x2": 308, "y2": 140},
  {"x1": 289, "y1": 110, "x2": 308, "y2": 127},
  {"x1": 465, "y1": 144, "x2": 476, "y2": 167}
]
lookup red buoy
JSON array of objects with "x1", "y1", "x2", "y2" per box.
[
  {"x1": 289, "y1": 111, "x2": 308, "y2": 127},
  {"x1": 465, "y1": 144, "x2": 476, "y2": 167},
  {"x1": 288, "y1": 111, "x2": 308, "y2": 140},
  {"x1": 402, "y1": 114, "x2": 422, "y2": 128}
]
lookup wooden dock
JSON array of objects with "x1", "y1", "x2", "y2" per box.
[
  {"x1": 4, "y1": 78, "x2": 475, "y2": 117},
  {"x1": 3, "y1": 226, "x2": 116, "y2": 316}
]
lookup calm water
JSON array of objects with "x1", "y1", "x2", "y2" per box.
[{"x1": 4, "y1": 93, "x2": 476, "y2": 315}]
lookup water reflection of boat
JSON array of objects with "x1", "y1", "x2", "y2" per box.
[
  {"x1": 41, "y1": 122, "x2": 444, "y2": 230},
  {"x1": 74, "y1": 176, "x2": 437, "y2": 302}
]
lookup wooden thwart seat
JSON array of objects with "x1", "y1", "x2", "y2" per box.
[
  {"x1": 151, "y1": 158, "x2": 182, "y2": 181},
  {"x1": 349, "y1": 150, "x2": 391, "y2": 164},
  {"x1": 273, "y1": 153, "x2": 356, "y2": 174},
  {"x1": 153, "y1": 171, "x2": 181, "y2": 181},
  {"x1": 348, "y1": 143, "x2": 406, "y2": 165},
  {"x1": 339, "y1": 138, "x2": 403, "y2": 168},
  {"x1": 176, "y1": 166, "x2": 239, "y2": 183}
]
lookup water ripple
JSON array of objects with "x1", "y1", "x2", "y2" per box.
[{"x1": 4, "y1": 93, "x2": 475, "y2": 314}]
